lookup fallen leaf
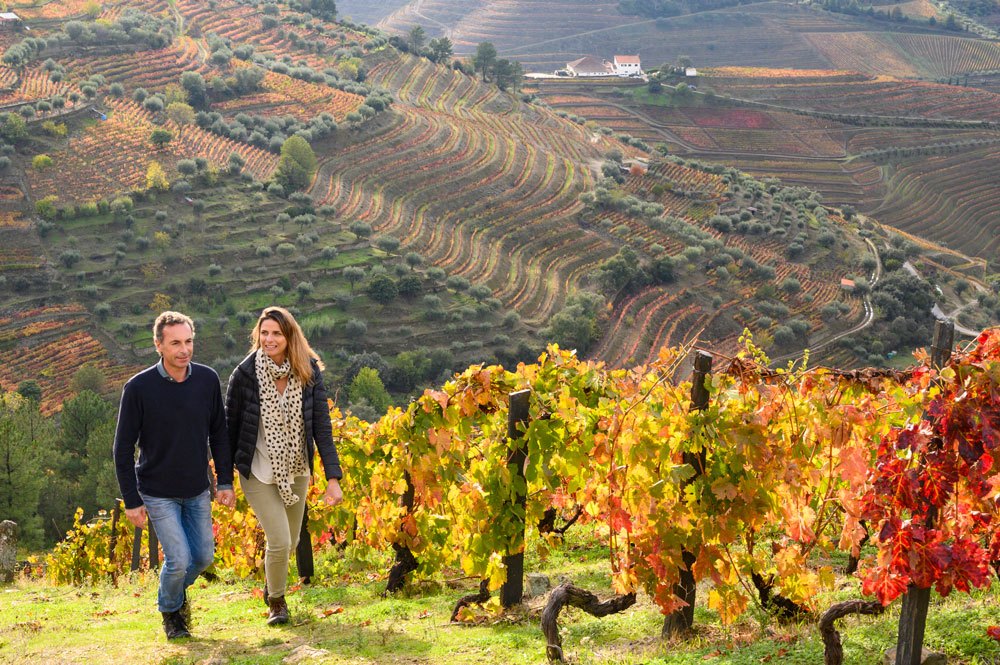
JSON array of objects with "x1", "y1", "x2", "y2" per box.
[
  {"x1": 321, "y1": 606, "x2": 344, "y2": 617},
  {"x1": 417, "y1": 610, "x2": 432, "y2": 619}
]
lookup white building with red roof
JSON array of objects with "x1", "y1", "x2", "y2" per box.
[{"x1": 613, "y1": 55, "x2": 642, "y2": 77}]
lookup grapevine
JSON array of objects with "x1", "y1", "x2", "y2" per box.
[{"x1": 49, "y1": 330, "x2": 1000, "y2": 646}]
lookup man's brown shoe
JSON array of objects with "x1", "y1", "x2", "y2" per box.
[{"x1": 266, "y1": 596, "x2": 289, "y2": 626}]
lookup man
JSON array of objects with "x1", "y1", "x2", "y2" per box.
[{"x1": 114, "y1": 311, "x2": 236, "y2": 639}]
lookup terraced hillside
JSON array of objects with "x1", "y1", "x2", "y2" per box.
[
  {"x1": 10, "y1": 0, "x2": 866, "y2": 410},
  {"x1": 335, "y1": 0, "x2": 413, "y2": 27},
  {"x1": 379, "y1": 1, "x2": 843, "y2": 72},
  {"x1": 27, "y1": 99, "x2": 280, "y2": 201},
  {"x1": 705, "y1": 67, "x2": 1000, "y2": 121},
  {"x1": 0, "y1": 305, "x2": 139, "y2": 415},
  {"x1": 870, "y1": 145, "x2": 1000, "y2": 258},
  {"x1": 0, "y1": 0, "x2": 540, "y2": 408},
  {"x1": 801, "y1": 31, "x2": 1000, "y2": 78},
  {"x1": 578, "y1": 157, "x2": 874, "y2": 366},
  {"x1": 3, "y1": 0, "x2": 993, "y2": 412},
  {"x1": 532, "y1": 67, "x2": 1000, "y2": 261},
  {"x1": 369, "y1": 0, "x2": 1000, "y2": 80},
  {"x1": 320, "y1": 52, "x2": 876, "y2": 366},
  {"x1": 306, "y1": 56, "x2": 604, "y2": 328}
]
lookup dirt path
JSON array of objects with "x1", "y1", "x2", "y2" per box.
[
  {"x1": 904, "y1": 260, "x2": 984, "y2": 337},
  {"x1": 403, "y1": 0, "x2": 454, "y2": 38},
  {"x1": 769, "y1": 237, "x2": 881, "y2": 365}
]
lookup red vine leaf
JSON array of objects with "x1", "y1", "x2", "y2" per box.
[
  {"x1": 935, "y1": 538, "x2": 991, "y2": 596},
  {"x1": 861, "y1": 565, "x2": 909, "y2": 605}
]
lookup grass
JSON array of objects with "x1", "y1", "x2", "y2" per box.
[
  {"x1": 628, "y1": 87, "x2": 696, "y2": 108},
  {"x1": 2, "y1": 533, "x2": 999, "y2": 665}
]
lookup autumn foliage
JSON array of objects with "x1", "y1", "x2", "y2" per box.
[
  {"x1": 46, "y1": 330, "x2": 1000, "y2": 641},
  {"x1": 860, "y1": 330, "x2": 1000, "y2": 607}
]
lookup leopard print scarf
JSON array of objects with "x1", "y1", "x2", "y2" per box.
[{"x1": 255, "y1": 349, "x2": 308, "y2": 506}]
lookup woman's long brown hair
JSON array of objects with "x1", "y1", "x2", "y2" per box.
[{"x1": 249, "y1": 306, "x2": 324, "y2": 385}]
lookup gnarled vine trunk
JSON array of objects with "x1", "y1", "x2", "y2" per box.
[
  {"x1": 541, "y1": 583, "x2": 636, "y2": 662},
  {"x1": 751, "y1": 571, "x2": 808, "y2": 619},
  {"x1": 818, "y1": 599, "x2": 885, "y2": 665},
  {"x1": 385, "y1": 472, "x2": 417, "y2": 594},
  {"x1": 385, "y1": 543, "x2": 418, "y2": 594},
  {"x1": 450, "y1": 578, "x2": 490, "y2": 622}
]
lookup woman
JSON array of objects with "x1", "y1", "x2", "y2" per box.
[{"x1": 226, "y1": 306, "x2": 343, "y2": 625}]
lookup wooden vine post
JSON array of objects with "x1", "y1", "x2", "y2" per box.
[
  {"x1": 131, "y1": 522, "x2": 159, "y2": 571},
  {"x1": 109, "y1": 501, "x2": 121, "y2": 581},
  {"x1": 500, "y1": 389, "x2": 531, "y2": 608},
  {"x1": 662, "y1": 350, "x2": 713, "y2": 637},
  {"x1": 894, "y1": 319, "x2": 953, "y2": 665},
  {"x1": 0, "y1": 520, "x2": 16, "y2": 584},
  {"x1": 149, "y1": 524, "x2": 159, "y2": 569}
]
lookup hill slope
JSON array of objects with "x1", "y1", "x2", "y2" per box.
[
  {"x1": 367, "y1": 0, "x2": 1000, "y2": 79},
  {"x1": 0, "y1": 0, "x2": 978, "y2": 412},
  {"x1": 530, "y1": 68, "x2": 1000, "y2": 263}
]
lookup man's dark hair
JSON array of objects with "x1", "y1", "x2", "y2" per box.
[{"x1": 153, "y1": 310, "x2": 195, "y2": 343}]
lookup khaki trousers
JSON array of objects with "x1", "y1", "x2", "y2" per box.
[{"x1": 241, "y1": 473, "x2": 309, "y2": 599}]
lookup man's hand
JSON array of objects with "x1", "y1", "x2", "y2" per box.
[
  {"x1": 216, "y1": 488, "x2": 236, "y2": 508},
  {"x1": 323, "y1": 478, "x2": 343, "y2": 506},
  {"x1": 125, "y1": 505, "x2": 147, "y2": 529}
]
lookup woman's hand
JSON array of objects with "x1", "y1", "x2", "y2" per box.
[{"x1": 323, "y1": 478, "x2": 343, "y2": 506}]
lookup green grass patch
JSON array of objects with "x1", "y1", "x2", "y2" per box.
[{"x1": 2, "y1": 531, "x2": 998, "y2": 664}]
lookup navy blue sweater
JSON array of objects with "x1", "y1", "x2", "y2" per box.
[{"x1": 113, "y1": 362, "x2": 233, "y2": 509}]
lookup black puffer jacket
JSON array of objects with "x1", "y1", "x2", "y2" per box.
[{"x1": 225, "y1": 352, "x2": 343, "y2": 481}]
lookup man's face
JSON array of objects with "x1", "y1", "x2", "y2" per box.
[{"x1": 155, "y1": 323, "x2": 194, "y2": 375}]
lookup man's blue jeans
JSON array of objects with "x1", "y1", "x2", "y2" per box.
[{"x1": 140, "y1": 490, "x2": 214, "y2": 613}]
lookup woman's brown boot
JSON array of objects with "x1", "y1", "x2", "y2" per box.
[{"x1": 267, "y1": 595, "x2": 289, "y2": 626}]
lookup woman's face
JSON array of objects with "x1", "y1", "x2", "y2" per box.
[{"x1": 259, "y1": 318, "x2": 288, "y2": 364}]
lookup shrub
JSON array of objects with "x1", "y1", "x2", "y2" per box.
[
  {"x1": 779, "y1": 277, "x2": 802, "y2": 295},
  {"x1": 35, "y1": 195, "x2": 59, "y2": 219},
  {"x1": 772, "y1": 325, "x2": 795, "y2": 346}
]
